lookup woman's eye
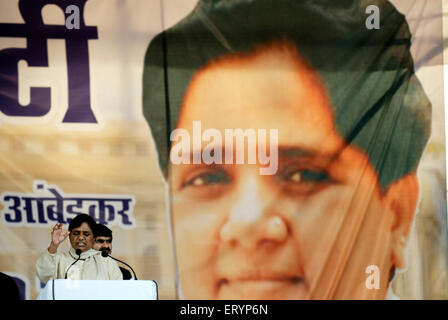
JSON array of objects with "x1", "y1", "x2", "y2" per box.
[
  {"x1": 300, "y1": 169, "x2": 331, "y2": 183},
  {"x1": 183, "y1": 170, "x2": 231, "y2": 187},
  {"x1": 277, "y1": 166, "x2": 333, "y2": 196},
  {"x1": 289, "y1": 171, "x2": 302, "y2": 183},
  {"x1": 281, "y1": 168, "x2": 331, "y2": 184}
]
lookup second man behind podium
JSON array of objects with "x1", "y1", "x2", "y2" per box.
[{"x1": 93, "y1": 223, "x2": 133, "y2": 280}]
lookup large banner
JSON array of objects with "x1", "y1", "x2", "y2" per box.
[{"x1": 0, "y1": 0, "x2": 446, "y2": 300}]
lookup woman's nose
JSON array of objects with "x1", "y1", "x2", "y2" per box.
[{"x1": 219, "y1": 176, "x2": 288, "y2": 248}]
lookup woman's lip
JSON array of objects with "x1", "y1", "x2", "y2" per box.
[
  {"x1": 216, "y1": 277, "x2": 308, "y2": 299},
  {"x1": 218, "y1": 276, "x2": 304, "y2": 287}
]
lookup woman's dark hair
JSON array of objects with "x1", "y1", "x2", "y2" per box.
[{"x1": 68, "y1": 214, "x2": 97, "y2": 236}]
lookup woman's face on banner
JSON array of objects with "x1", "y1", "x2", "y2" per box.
[{"x1": 169, "y1": 44, "x2": 414, "y2": 299}]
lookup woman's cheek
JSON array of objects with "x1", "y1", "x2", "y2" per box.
[{"x1": 173, "y1": 204, "x2": 223, "y2": 266}]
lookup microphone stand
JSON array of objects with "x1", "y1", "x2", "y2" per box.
[
  {"x1": 65, "y1": 249, "x2": 82, "y2": 279},
  {"x1": 101, "y1": 251, "x2": 138, "y2": 280}
]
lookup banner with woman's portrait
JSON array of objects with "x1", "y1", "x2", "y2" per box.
[{"x1": 0, "y1": 0, "x2": 446, "y2": 300}]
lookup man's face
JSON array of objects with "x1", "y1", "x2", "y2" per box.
[
  {"x1": 169, "y1": 44, "x2": 415, "y2": 299},
  {"x1": 93, "y1": 236, "x2": 113, "y2": 254},
  {"x1": 69, "y1": 222, "x2": 94, "y2": 253}
]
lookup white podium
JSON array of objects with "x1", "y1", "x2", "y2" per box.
[{"x1": 37, "y1": 280, "x2": 158, "y2": 300}]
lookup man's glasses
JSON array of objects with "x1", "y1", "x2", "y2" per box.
[{"x1": 95, "y1": 239, "x2": 112, "y2": 244}]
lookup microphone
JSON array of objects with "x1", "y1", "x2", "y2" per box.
[
  {"x1": 65, "y1": 249, "x2": 82, "y2": 279},
  {"x1": 101, "y1": 251, "x2": 138, "y2": 280}
]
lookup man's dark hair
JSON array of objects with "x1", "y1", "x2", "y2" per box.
[
  {"x1": 142, "y1": 0, "x2": 431, "y2": 191},
  {"x1": 94, "y1": 223, "x2": 113, "y2": 241},
  {"x1": 68, "y1": 214, "x2": 97, "y2": 236}
]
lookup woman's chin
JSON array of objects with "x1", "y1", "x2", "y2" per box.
[{"x1": 74, "y1": 245, "x2": 89, "y2": 252}]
